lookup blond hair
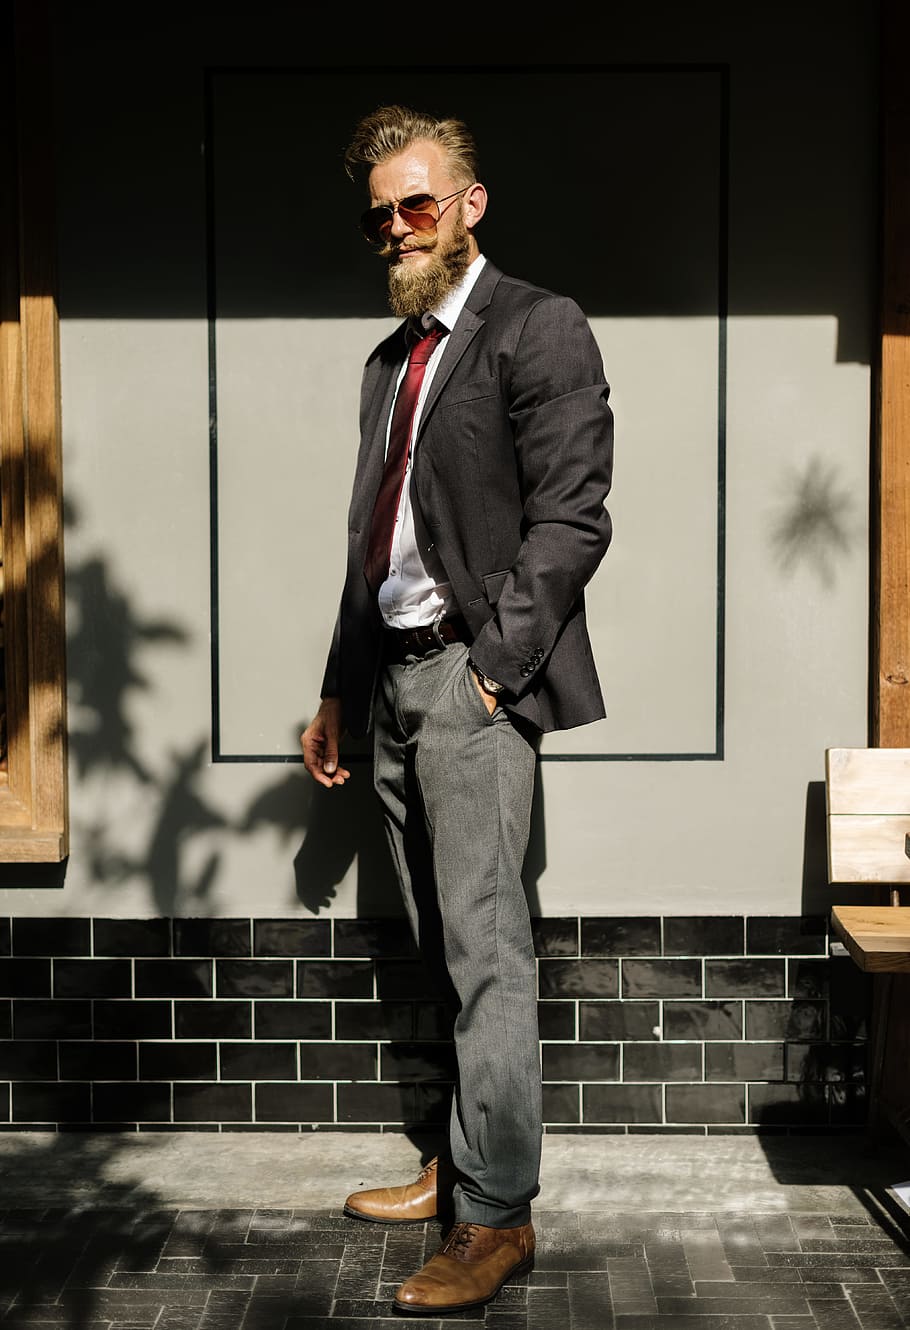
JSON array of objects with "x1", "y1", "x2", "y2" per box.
[{"x1": 343, "y1": 104, "x2": 478, "y2": 186}]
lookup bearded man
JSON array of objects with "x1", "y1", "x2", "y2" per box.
[{"x1": 301, "y1": 104, "x2": 614, "y2": 1316}]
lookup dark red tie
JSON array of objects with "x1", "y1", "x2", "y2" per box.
[{"x1": 364, "y1": 321, "x2": 445, "y2": 592}]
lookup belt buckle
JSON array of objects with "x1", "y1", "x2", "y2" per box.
[{"x1": 431, "y1": 616, "x2": 448, "y2": 651}]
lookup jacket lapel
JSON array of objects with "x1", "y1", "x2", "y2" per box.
[{"x1": 415, "y1": 260, "x2": 502, "y2": 439}]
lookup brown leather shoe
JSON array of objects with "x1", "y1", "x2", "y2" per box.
[
  {"x1": 343, "y1": 1155, "x2": 438, "y2": 1224},
  {"x1": 394, "y1": 1220, "x2": 535, "y2": 1314}
]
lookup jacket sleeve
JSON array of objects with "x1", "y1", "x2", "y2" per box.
[
  {"x1": 467, "y1": 295, "x2": 613, "y2": 697},
  {"x1": 320, "y1": 604, "x2": 341, "y2": 699}
]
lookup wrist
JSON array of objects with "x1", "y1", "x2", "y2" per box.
[{"x1": 469, "y1": 660, "x2": 504, "y2": 696}]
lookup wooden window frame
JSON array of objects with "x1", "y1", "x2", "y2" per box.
[{"x1": 0, "y1": 0, "x2": 68, "y2": 861}]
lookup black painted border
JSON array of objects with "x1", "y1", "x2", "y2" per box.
[{"x1": 206, "y1": 63, "x2": 730, "y2": 764}]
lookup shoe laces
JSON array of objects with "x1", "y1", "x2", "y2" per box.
[
  {"x1": 417, "y1": 1159, "x2": 436, "y2": 1183},
  {"x1": 442, "y1": 1222, "x2": 480, "y2": 1256}
]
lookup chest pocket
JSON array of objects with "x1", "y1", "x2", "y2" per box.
[{"x1": 435, "y1": 375, "x2": 498, "y2": 409}]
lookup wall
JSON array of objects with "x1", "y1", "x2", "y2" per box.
[{"x1": 0, "y1": 4, "x2": 876, "y2": 926}]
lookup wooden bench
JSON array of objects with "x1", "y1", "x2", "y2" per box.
[
  {"x1": 826, "y1": 746, "x2": 910, "y2": 1140},
  {"x1": 826, "y1": 747, "x2": 910, "y2": 972}
]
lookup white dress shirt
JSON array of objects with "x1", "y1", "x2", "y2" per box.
[{"x1": 377, "y1": 254, "x2": 487, "y2": 629}]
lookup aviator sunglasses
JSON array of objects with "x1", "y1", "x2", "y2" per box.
[{"x1": 359, "y1": 186, "x2": 470, "y2": 246}]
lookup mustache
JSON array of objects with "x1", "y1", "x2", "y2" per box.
[{"x1": 379, "y1": 235, "x2": 437, "y2": 262}]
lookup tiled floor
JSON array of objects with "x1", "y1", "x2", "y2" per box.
[
  {"x1": 1, "y1": 1132, "x2": 910, "y2": 1327},
  {"x1": 1, "y1": 1200, "x2": 910, "y2": 1328}
]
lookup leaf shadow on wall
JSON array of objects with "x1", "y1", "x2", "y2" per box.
[{"x1": 767, "y1": 456, "x2": 858, "y2": 587}]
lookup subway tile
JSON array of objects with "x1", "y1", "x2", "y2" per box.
[
  {"x1": 542, "y1": 1083, "x2": 580, "y2": 1123},
  {"x1": 808, "y1": 959, "x2": 872, "y2": 1039},
  {"x1": 662, "y1": 1000, "x2": 743, "y2": 1041},
  {"x1": 13, "y1": 999, "x2": 92, "y2": 1039},
  {"x1": 622, "y1": 959, "x2": 701, "y2": 999},
  {"x1": 748, "y1": 1083, "x2": 828, "y2": 1125},
  {"x1": 705, "y1": 1042, "x2": 785, "y2": 1082},
  {"x1": 0, "y1": 1000, "x2": 8, "y2": 1039},
  {"x1": 255, "y1": 1000, "x2": 332, "y2": 1040},
  {"x1": 375, "y1": 960, "x2": 443, "y2": 1000},
  {"x1": 542, "y1": 1043, "x2": 619, "y2": 1082},
  {"x1": 333, "y1": 919, "x2": 415, "y2": 958},
  {"x1": 335, "y1": 1000, "x2": 412, "y2": 1042},
  {"x1": 622, "y1": 1043, "x2": 702, "y2": 1082},
  {"x1": 0, "y1": 959, "x2": 51, "y2": 997},
  {"x1": 54, "y1": 960, "x2": 131, "y2": 998},
  {"x1": 745, "y1": 1001, "x2": 826, "y2": 1041},
  {"x1": 173, "y1": 1083, "x2": 252, "y2": 1122},
  {"x1": 12, "y1": 918, "x2": 91, "y2": 956},
  {"x1": 93, "y1": 1082, "x2": 171, "y2": 1122},
  {"x1": 140, "y1": 1042, "x2": 217, "y2": 1080},
  {"x1": 255, "y1": 1082, "x2": 333, "y2": 1122},
  {"x1": 254, "y1": 919, "x2": 332, "y2": 957},
  {"x1": 538, "y1": 960, "x2": 619, "y2": 999},
  {"x1": 216, "y1": 960, "x2": 292, "y2": 998},
  {"x1": 581, "y1": 917, "x2": 660, "y2": 957},
  {"x1": 0, "y1": 1041, "x2": 58, "y2": 1080},
  {"x1": 414, "y1": 1083, "x2": 453, "y2": 1124},
  {"x1": 414, "y1": 1003, "x2": 457, "y2": 1040},
  {"x1": 0, "y1": 1083, "x2": 8, "y2": 1121},
  {"x1": 829, "y1": 1085, "x2": 868, "y2": 1125},
  {"x1": 135, "y1": 960, "x2": 212, "y2": 998},
  {"x1": 93, "y1": 1000, "x2": 172, "y2": 1039},
  {"x1": 786, "y1": 1042, "x2": 867, "y2": 1083},
  {"x1": 93, "y1": 918, "x2": 171, "y2": 957},
  {"x1": 175, "y1": 1000, "x2": 251, "y2": 1040},
  {"x1": 0, "y1": 919, "x2": 9, "y2": 955},
  {"x1": 175, "y1": 919, "x2": 251, "y2": 957},
  {"x1": 303, "y1": 1042, "x2": 378, "y2": 1081},
  {"x1": 705, "y1": 958, "x2": 786, "y2": 998},
  {"x1": 579, "y1": 1001, "x2": 660, "y2": 1042},
  {"x1": 300, "y1": 960, "x2": 373, "y2": 999},
  {"x1": 583, "y1": 1083, "x2": 662, "y2": 1123},
  {"x1": 746, "y1": 916, "x2": 828, "y2": 956},
  {"x1": 531, "y1": 918, "x2": 579, "y2": 957},
  {"x1": 538, "y1": 1001, "x2": 576, "y2": 1041},
  {"x1": 666, "y1": 1084, "x2": 745, "y2": 1124},
  {"x1": 220, "y1": 1042, "x2": 297, "y2": 1081},
  {"x1": 380, "y1": 1041, "x2": 454, "y2": 1082},
  {"x1": 59, "y1": 1042, "x2": 137, "y2": 1081},
  {"x1": 663, "y1": 916, "x2": 745, "y2": 956},
  {"x1": 12, "y1": 1082, "x2": 90, "y2": 1123},
  {"x1": 337, "y1": 1082, "x2": 414, "y2": 1123}
]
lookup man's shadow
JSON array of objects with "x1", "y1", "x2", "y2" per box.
[{"x1": 290, "y1": 737, "x2": 546, "y2": 920}]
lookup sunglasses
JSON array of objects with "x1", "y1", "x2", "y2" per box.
[{"x1": 359, "y1": 187, "x2": 470, "y2": 246}]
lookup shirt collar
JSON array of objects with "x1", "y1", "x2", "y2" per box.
[{"x1": 417, "y1": 253, "x2": 487, "y2": 335}]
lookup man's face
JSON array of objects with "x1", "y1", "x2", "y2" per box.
[{"x1": 367, "y1": 140, "x2": 475, "y2": 318}]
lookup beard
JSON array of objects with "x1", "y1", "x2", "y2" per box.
[{"x1": 385, "y1": 214, "x2": 472, "y2": 318}]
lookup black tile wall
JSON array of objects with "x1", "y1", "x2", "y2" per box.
[
  {"x1": 0, "y1": 915, "x2": 872, "y2": 1133},
  {"x1": 93, "y1": 918, "x2": 171, "y2": 956},
  {"x1": 254, "y1": 919, "x2": 331, "y2": 957},
  {"x1": 175, "y1": 919, "x2": 251, "y2": 957}
]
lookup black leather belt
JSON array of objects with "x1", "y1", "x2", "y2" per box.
[{"x1": 382, "y1": 614, "x2": 471, "y2": 664}]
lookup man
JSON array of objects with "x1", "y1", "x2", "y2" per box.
[{"x1": 301, "y1": 104, "x2": 613, "y2": 1315}]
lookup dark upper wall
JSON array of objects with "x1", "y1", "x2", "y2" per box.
[{"x1": 50, "y1": 1, "x2": 877, "y2": 363}]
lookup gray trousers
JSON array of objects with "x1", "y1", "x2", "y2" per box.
[{"x1": 372, "y1": 638, "x2": 542, "y2": 1227}]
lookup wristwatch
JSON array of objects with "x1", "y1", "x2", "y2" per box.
[{"x1": 470, "y1": 660, "x2": 504, "y2": 695}]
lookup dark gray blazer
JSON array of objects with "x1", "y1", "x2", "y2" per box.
[{"x1": 321, "y1": 259, "x2": 614, "y2": 738}]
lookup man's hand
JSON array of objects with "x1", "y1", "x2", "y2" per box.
[
  {"x1": 300, "y1": 698, "x2": 351, "y2": 788},
  {"x1": 471, "y1": 671, "x2": 499, "y2": 716}
]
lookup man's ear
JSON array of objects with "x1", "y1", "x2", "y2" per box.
[{"x1": 463, "y1": 181, "x2": 488, "y2": 230}]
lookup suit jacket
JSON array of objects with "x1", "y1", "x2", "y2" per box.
[{"x1": 321, "y1": 259, "x2": 614, "y2": 738}]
